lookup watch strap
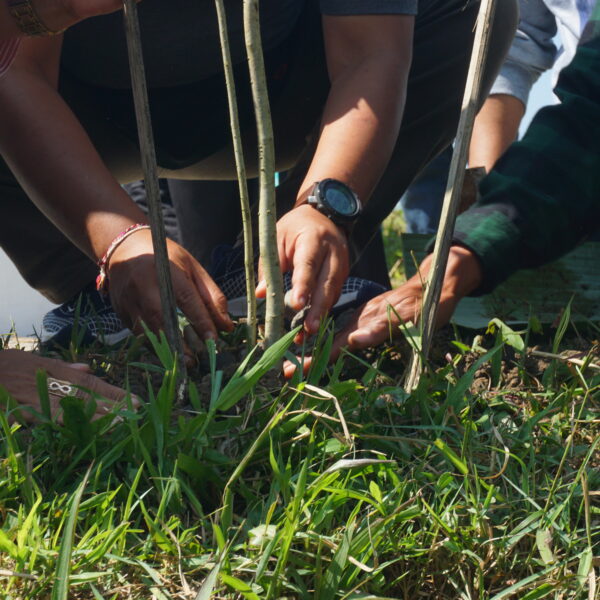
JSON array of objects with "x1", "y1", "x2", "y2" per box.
[{"x1": 7, "y1": 0, "x2": 65, "y2": 36}]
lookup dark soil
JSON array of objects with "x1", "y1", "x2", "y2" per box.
[{"x1": 40, "y1": 319, "x2": 600, "y2": 412}]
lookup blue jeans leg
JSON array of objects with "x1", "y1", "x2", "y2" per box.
[{"x1": 400, "y1": 146, "x2": 452, "y2": 235}]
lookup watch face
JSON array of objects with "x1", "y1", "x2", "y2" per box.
[{"x1": 322, "y1": 180, "x2": 359, "y2": 217}]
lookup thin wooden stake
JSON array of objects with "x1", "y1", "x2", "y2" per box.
[
  {"x1": 243, "y1": 0, "x2": 284, "y2": 347},
  {"x1": 122, "y1": 0, "x2": 187, "y2": 393},
  {"x1": 530, "y1": 350, "x2": 600, "y2": 373},
  {"x1": 214, "y1": 0, "x2": 257, "y2": 349},
  {"x1": 405, "y1": 0, "x2": 498, "y2": 391}
]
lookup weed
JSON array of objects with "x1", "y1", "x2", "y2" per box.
[{"x1": 0, "y1": 316, "x2": 598, "y2": 599}]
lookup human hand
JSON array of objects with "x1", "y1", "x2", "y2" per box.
[
  {"x1": 0, "y1": 349, "x2": 139, "y2": 424},
  {"x1": 107, "y1": 228, "x2": 233, "y2": 341},
  {"x1": 256, "y1": 204, "x2": 349, "y2": 339},
  {"x1": 283, "y1": 246, "x2": 483, "y2": 377}
]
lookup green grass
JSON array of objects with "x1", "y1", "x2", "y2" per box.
[
  {"x1": 382, "y1": 210, "x2": 407, "y2": 288},
  {"x1": 0, "y1": 316, "x2": 599, "y2": 599}
]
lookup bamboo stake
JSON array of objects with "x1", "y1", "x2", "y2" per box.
[
  {"x1": 214, "y1": 0, "x2": 257, "y2": 349},
  {"x1": 122, "y1": 0, "x2": 187, "y2": 393},
  {"x1": 530, "y1": 350, "x2": 600, "y2": 373},
  {"x1": 405, "y1": 0, "x2": 497, "y2": 391},
  {"x1": 243, "y1": 0, "x2": 284, "y2": 347}
]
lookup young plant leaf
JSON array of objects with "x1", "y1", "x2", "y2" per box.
[
  {"x1": 519, "y1": 584, "x2": 554, "y2": 600},
  {"x1": 369, "y1": 480, "x2": 383, "y2": 504},
  {"x1": 307, "y1": 321, "x2": 334, "y2": 383},
  {"x1": 220, "y1": 574, "x2": 260, "y2": 600},
  {"x1": 216, "y1": 327, "x2": 298, "y2": 412},
  {"x1": 552, "y1": 297, "x2": 573, "y2": 354},
  {"x1": 60, "y1": 397, "x2": 95, "y2": 449},
  {"x1": 487, "y1": 318, "x2": 525, "y2": 352},
  {"x1": 35, "y1": 368, "x2": 52, "y2": 421},
  {"x1": 0, "y1": 528, "x2": 17, "y2": 558},
  {"x1": 434, "y1": 439, "x2": 468, "y2": 475},
  {"x1": 535, "y1": 527, "x2": 555, "y2": 565},
  {"x1": 321, "y1": 519, "x2": 355, "y2": 597},
  {"x1": 444, "y1": 345, "x2": 502, "y2": 414},
  {"x1": 195, "y1": 564, "x2": 220, "y2": 600},
  {"x1": 576, "y1": 547, "x2": 593, "y2": 586}
]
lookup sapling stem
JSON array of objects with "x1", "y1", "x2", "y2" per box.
[
  {"x1": 405, "y1": 0, "x2": 498, "y2": 391},
  {"x1": 214, "y1": 0, "x2": 257, "y2": 349},
  {"x1": 243, "y1": 0, "x2": 285, "y2": 347},
  {"x1": 122, "y1": 0, "x2": 187, "y2": 397}
]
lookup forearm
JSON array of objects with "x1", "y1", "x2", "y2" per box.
[
  {"x1": 469, "y1": 93, "x2": 525, "y2": 172},
  {"x1": 297, "y1": 56, "x2": 408, "y2": 205},
  {"x1": 0, "y1": 65, "x2": 146, "y2": 261},
  {"x1": 1, "y1": 0, "x2": 128, "y2": 40},
  {"x1": 296, "y1": 14, "x2": 413, "y2": 206},
  {"x1": 455, "y1": 23, "x2": 600, "y2": 295}
]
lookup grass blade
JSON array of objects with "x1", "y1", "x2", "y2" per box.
[
  {"x1": 195, "y1": 550, "x2": 227, "y2": 600},
  {"x1": 217, "y1": 327, "x2": 299, "y2": 412},
  {"x1": 321, "y1": 519, "x2": 356, "y2": 597},
  {"x1": 51, "y1": 466, "x2": 92, "y2": 600}
]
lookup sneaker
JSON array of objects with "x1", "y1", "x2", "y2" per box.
[
  {"x1": 210, "y1": 244, "x2": 389, "y2": 319},
  {"x1": 40, "y1": 284, "x2": 131, "y2": 348}
]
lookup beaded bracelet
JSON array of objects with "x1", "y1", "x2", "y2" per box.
[
  {"x1": 96, "y1": 224, "x2": 151, "y2": 293},
  {"x1": 7, "y1": 0, "x2": 66, "y2": 37}
]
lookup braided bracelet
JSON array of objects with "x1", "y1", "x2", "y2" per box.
[
  {"x1": 7, "y1": 0, "x2": 66, "y2": 36},
  {"x1": 96, "y1": 223, "x2": 151, "y2": 293}
]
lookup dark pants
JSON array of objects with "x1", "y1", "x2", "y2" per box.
[{"x1": 0, "y1": 0, "x2": 518, "y2": 302}]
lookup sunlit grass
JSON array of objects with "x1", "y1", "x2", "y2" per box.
[
  {"x1": 382, "y1": 210, "x2": 407, "y2": 288},
  {"x1": 0, "y1": 315, "x2": 598, "y2": 599}
]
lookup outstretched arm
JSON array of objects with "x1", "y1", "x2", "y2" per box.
[
  {"x1": 0, "y1": 36, "x2": 232, "y2": 340},
  {"x1": 285, "y1": 11, "x2": 600, "y2": 376},
  {"x1": 270, "y1": 14, "x2": 415, "y2": 336}
]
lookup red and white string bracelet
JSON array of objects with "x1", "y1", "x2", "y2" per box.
[{"x1": 96, "y1": 223, "x2": 151, "y2": 293}]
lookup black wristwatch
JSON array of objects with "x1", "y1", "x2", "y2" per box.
[{"x1": 306, "y1": 179, "x2": 362, "y2": 229}]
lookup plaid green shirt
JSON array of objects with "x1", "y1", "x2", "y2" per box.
[{"x1": 453, "y1": 0, "x2": 600, "y2": 295}]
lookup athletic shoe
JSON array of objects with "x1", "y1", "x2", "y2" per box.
[
  {"x1": 40, "y1": 284, "x2": 131, "y2": 348},
  {"x1": 210, "y1": 244, "x2": 389, "y2": 319}
]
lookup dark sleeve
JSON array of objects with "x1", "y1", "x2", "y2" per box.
[
  {"x1": 320, "y1": 0, "x2": 418, "y2": 16},
  {"x1": 452, "y1": 9, "x2": 600, "y2": 296}
]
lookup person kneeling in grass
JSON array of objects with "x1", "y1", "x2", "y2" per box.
[{"x1": 286, "y1": 2, "x2": 600, "y2": 376}]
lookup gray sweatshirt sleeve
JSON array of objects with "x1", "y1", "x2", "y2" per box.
[
  {"x1": 320, "y1": 0, "x2": 418, "y2": 15},
  {"x1": 490, "y1": 0, "x2": 558, "y2": 105}
]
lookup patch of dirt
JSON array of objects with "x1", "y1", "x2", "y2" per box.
[{"x1": 38, "y1": 320, "x2": 600, "y2": 412}]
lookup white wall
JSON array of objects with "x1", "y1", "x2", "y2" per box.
[{"x1": 0, "y1": 250, "x2": 54, "y2": 336}]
